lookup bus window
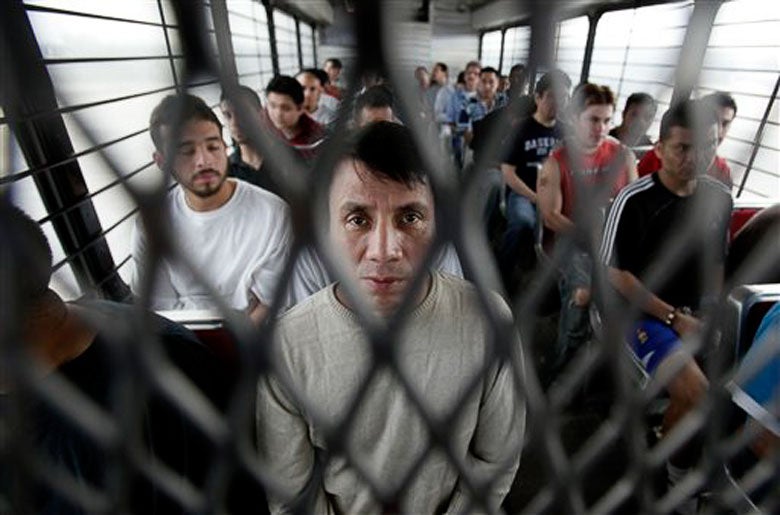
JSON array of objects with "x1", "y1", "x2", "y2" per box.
[
  {"x1": 553, "y1": 15, "x2": 588, "y2": 85},
  {"x1": 227, "y1": 0, "x2": 274, "y2": 92},
  {"x1": 697, "y1": 0, "x2": 780, "y2": 200},
  {"x1": 589, "y1": 1, "x2": 694, "y2": 140},
  {"x1": 480, "y1": 29, "x2": 502, "y2": 70},
  {"x1": 502, "y1": 26, "x2": 531, "y2": 75},
  {"x1": 11, "y1": 1, "x2": 190, "y2": 296},
  {"x1": 273, "y1": 9, "x2": 299, "y2": 76},
  {"x1": 300, "y1": 21, "x2": 316, "y2": 68}
]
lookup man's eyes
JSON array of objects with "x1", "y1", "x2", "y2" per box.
[
  {"x1": 177, "y1": 144, "x2": 222, "y2": 155},
  {"x1": 346, "y1": 214, "x2": 369, "y2": 228},
  {"x1": 399, "y1": 212, "x2": 423, "y2": 225},
  {"x1": 344, "y1": 212, "x2": 426, "y2": 229}
]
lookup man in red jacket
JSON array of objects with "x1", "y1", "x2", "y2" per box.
[{"x1": 637, "y1": 92, "x2": 736, "y2": 187}]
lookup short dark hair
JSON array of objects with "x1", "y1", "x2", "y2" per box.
[
  {"x1": 624, "y1": 92, "x2": 656, "y2": 112},
  {"x1": 509, "y1": 63, "x2": 526, "y2": 75},
  {"x1": 313, "y1": 68, "x2": 330, "y2": 86},
  {"x1": 325, "y1": 58, "x2": 342, "y2": 69},
  {"x1": 480, "y1": 66, "x2": 499, "y2": 78},
  {"x1": 0, "y1": 203, "x2": 52, "y2": 303},
  {"x1": 150, "y1": 94, "x2": 222, "y2": 152},
  {"x1": 569, "y1": 82, "x2": 615, "y2": 116},
  {"x1": 456, "y1": 71, "x2": 466, "y2": 85},
  {"x1": 701, "y1": 91, "x2": 738, "y2": 116},
  {"x1": 220, "y1": 85, "x2": 262, "y2": 110},
  {"x1": 659, "y1": 100, "x2": 718, "y2": 141},
  {"x1": 296, "y1": 68, "x2": 327, "y2": 87},
  {"x1": 355, "y1": 85, "x2": 394, "y2": 113},
  {"x1": 534, "y1": 69, "x2": 572, "y2": 96},
  {"x1": 265, "y1": 75, "x2": 304, "y2": 106},
  {"x1": 348, "y1": 122, "x2": 426, "y2": 188},
  {"x1": 465, "y1": 60, "x2": 481, "y2": 72},
  {"x1": 433, "y1": 62, "x2": 448, "y2": 74}
]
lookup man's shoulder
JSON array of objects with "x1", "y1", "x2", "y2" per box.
[
  {"x1": 298, "y1": 113, "x2": 326, "y2": 142},
  {"x1": 698, "y1": 174, "x2": 733, "y2": 202},
  {"x1": 274, "y1": 285, "x2": 353, "y2": 358},
  {"x1": 714, "y1": 155, "x2": 731, "y2": 172},
  {"x1": 697, "y1": 176, "x2": 734, "y2": 220},
  {"x1": 433, "y1": 272, "x2": 513, "y2": 322},
  {"x1": 600, "y1": 135, "x2": 626, "y2": 155},
  {"x1": 277, "y1": 285, "x2": 341, "y2": 330},
  {"x1": 618, "y1": 174, "x2": 657, "y2": 200},
  {"x1": 608, "y1": 175, "x2": 658, "y2": 218},
  {"x1": 76, "y1": 300, "x2": 207, "y2": 356},
  {"x1": 234, "y1": 179, "x2": 288, "y2": 211}
]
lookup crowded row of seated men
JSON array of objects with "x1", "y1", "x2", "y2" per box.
[{"x1": 2, "y1": 55, "x2": 777, "y2": 513}]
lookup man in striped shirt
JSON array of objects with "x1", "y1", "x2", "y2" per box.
[{"x1": 600, "y1": 101, "x2": 732, "y2": 491}]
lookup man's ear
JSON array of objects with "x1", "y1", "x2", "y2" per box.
[
  {"x1": 153, "y1": 150, "x2": 165, "y2": 170},
  {"x1": 653, "y1": 140, "x2": 663, "y2": 160}
]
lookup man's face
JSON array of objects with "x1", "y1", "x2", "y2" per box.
[
  {"x1": 715, "y1": 105, "x2": 736, "y2": 146},
  {"x1": 464, "y1": 65, "x2": 481, "y2": 92},
  {"x1": 622, "y1": 102, "x2": 656, "y2": 140},
  {"x1": 415, "y1": 68, "x2": 430, "y2": 88},
  {"x1": 220, "y1": 99, "x2": 255, "y2": 144},
  {"x1": 329, "y1": 159, "x2": 435, "y2": 317},
  {"x1": 478, "y1": 71, "x2": 499, "y2": 100},
  {"x1": 574, "y1": 103, "x2": 613, "y2": 151},
  {"x1": 509, "y1": 67, "x2": 526, "y2": 92},
  {"x1": 432, "y1": 65, "x2": 446, "y2": 85},
  {"x1": 297, "y1": 73, "x2": 323, "y2": 113},
  {"x1": 157, "y1": 119, "x2": 228, "y2": 198},
  {"x1": 534, "y1": 89, "x2": 558, "y2": 121},
  {"x1": 657, "y1": 123, "x2": 718, "y2": 182},
  {"x1": 324, "y1": 61, "x2": 341, "y2": 83},
  {"x1": 266, "y1": 92, "x2": 303, "y2": 134},
  {"x1": 358, "y1": 106, "x2": 394, "y2": 127}
]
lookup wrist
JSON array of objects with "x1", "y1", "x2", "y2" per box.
[{"x1": 663, "y1": 308, "x2": 677, "y2": 327}]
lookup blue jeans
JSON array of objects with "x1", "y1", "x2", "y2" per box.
[
  {"x1": 499, "y1": 192, "x2": 537, "y2": 281},
  {"x1": 551, "y1": 250, "x2": 593, "y2": 377}
]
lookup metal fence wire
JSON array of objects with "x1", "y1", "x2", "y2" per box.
[{"x1": 1, "y1": 0, "x2": 779, "y2": 513}]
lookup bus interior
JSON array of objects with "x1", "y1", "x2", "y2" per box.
[{"x1": 1, "y1": 0, "x2": 779, "y2": 513}]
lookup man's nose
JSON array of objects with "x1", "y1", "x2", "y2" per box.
[
  {"x1": 193, "y1": 145, "x2": 212, "y2": 168},
  {"x1": 365, "y1": 221, "x2": 402, "y2": 262}
]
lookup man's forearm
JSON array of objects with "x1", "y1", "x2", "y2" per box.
[
  {"x1": 543, "y1": 211, "x2": 574, "y2": 234},
  {"x1": 607, "y1": 267, "x2": 675, "y2": 320},
  {"x1": 503, "y1": 168, "x2": 537, "y2": 201}
]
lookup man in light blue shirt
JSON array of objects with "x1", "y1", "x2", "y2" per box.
[{"x1": 729, "y1": 302, "x2": 780, "y2": 456}]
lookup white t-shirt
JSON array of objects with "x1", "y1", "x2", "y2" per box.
[
  {"x1": 311, "y1": 103, "x2": 338, "y2": 127},
  {"x1": 286, "y1": 243, "x2": 464, "y2": 307},
  {"x1": 131, "y1": 179, "x2": 292, "y2": 312},
  {"x1": 319, "y1": 93, "x2": 340, "y2": 112}
]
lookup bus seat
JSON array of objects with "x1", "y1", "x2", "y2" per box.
[
  {"x1": 722, "y1": 284, "x2": 780, "y2": 362},
  {"x1": 729, "y1": 205, "x2": 763, "y2": 241},
  {"x1": 156, "y1": 310, "x2": 239, "y2": 367}
]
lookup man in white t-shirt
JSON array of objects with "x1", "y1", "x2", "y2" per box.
[{"x1": 131, "y1": 94, "x2": 292, "y2": 324}]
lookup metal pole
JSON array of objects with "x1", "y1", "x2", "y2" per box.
[{"x1": 737, "y1": 73, "x2": 780, "y2": 197}]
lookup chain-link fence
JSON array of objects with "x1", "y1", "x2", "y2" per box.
[{"x1": 2, "y1": 0, "x2": 779, "y2": 513}]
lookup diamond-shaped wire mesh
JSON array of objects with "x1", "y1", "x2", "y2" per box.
[{"x1": 1, "y1": 0, "x2": 778, "y2": 514}]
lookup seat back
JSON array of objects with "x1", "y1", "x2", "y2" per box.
[{"x1": 722, "y1": 284, "x2": 780, "y2": 362}]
